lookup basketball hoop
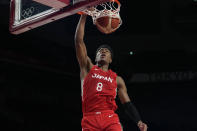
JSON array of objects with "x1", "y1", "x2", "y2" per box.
[{"x1": 79, "y1": 0, "x2": 122, "y2": 34}]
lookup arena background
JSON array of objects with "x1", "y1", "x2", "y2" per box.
[{"x1": 0, "y1": 0, "x2": 197, "y2": 131}]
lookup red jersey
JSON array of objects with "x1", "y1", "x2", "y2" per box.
[{"x1": 81, "y1": 65, "x2": 118, "y2": 113}]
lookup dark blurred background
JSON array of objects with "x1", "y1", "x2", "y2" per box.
[{"x1": 1, "y1": 0, "x2": 197, "y2": 131}]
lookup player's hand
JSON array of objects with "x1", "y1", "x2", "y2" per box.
[
  {"x1": 87, "y1": 6, "x2": 95, "y2": 12},
  {"x1": 137, "y1": 121, "x2": 148, "y2": 131}
]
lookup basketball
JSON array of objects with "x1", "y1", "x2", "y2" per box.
[{"x1": 95, "y1": 16, "x2": 121, "y2": 34}]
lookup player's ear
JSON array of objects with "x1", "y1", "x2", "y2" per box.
[
  {"x1": 109, "y1": 57, "x2": 112, "y2": 64},
  {"x1": 95, "y1": 52, "x2": 98, "y2": 63},
  {"x1": 109, "y1": 54, "x2": 112, "y2": 63}
]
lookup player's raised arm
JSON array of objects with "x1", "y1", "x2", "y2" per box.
[
  {"x1": 117, "y1": 76, "x2": 148, "y2": 131},
  {"x1": 74, "y1": 14, "x2": 93, "y2": 71}
]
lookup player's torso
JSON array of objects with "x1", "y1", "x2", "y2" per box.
[{"x1": 81, "y1": 65, "x2": 118, "y2": 113}]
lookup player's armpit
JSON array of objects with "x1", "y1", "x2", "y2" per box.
[{"x1": 76, "y1": 46, "x2": 93, "y2": 79}]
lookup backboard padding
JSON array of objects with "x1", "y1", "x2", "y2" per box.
[{"x1": 9, "y1": 0, "x2": 109, "y2": 35}]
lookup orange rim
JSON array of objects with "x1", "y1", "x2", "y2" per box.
[
  {"x1": 110, "y1": 0, "x2": 120, "y2": 5},
  {"x1": 77, "y1": 11, "x2": 86, "y2": 15}
]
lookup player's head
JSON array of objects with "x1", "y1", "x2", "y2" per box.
[{"x1": 95, "y1": 44, "x2": 113, "y2": 65}]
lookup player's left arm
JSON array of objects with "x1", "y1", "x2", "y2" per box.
[{"x1": 117, "y1": 76, "x2": 148, "y2": 131}]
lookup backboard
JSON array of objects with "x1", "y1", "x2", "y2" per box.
[{"x1": 9, "y1": 0, "x2": 109, "y2": 35}]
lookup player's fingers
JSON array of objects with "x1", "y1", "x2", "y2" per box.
[
  {"x1": 139, "y1": 126, "x2": 144, "y2": 131},
  {"x1": 144, "y1": 125, "x2": 148, "y2": 131},
  {"x1": 87, "y1": 7, "x2": 95, "y2": 11},
  {"x1": 140, "y1": 125, "x2": 147, "y2": 131}
]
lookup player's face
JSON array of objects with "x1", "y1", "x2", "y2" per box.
[{"x1": 96, "y1": 48, "x2": 112, "y2": 64}]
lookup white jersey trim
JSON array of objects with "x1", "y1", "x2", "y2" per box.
[{"x1": 81, "y1": 80, "x2": 84, "y2": 101}]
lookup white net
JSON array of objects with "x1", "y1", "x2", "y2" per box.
[{"x1": 81, "y1": 0, "x2": 122, "y2": 26}]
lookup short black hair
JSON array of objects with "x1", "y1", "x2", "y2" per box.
[{"x1": 96, "y1": 44, "x2": 114, "y2": 59}]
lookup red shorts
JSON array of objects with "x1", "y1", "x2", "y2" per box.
[{"x1": 81, "y1": 110, "x2": 123, "y2": 131}]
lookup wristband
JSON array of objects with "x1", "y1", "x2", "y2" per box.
[{"x1": 123, "y1": 102, "x2": 141, "y2": 124}]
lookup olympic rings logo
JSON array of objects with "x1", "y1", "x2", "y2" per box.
[{"x1": 21, "y1": 7, "x2": 35, "y2": 19}]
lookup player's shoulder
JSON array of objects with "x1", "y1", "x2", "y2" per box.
[
  {"x1": 116, "y1": 75, "x2": 125, "y2": 85},
  {"x1": 87, "y1": 57, "x2": 94, "y2": 70},
  {"x1": 116, "y1": 75, "x2": 123, "y2": 80}
]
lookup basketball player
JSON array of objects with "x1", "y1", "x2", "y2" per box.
[{"x1": 75, "y1": 14, "x2": 148, "y2": 131}]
